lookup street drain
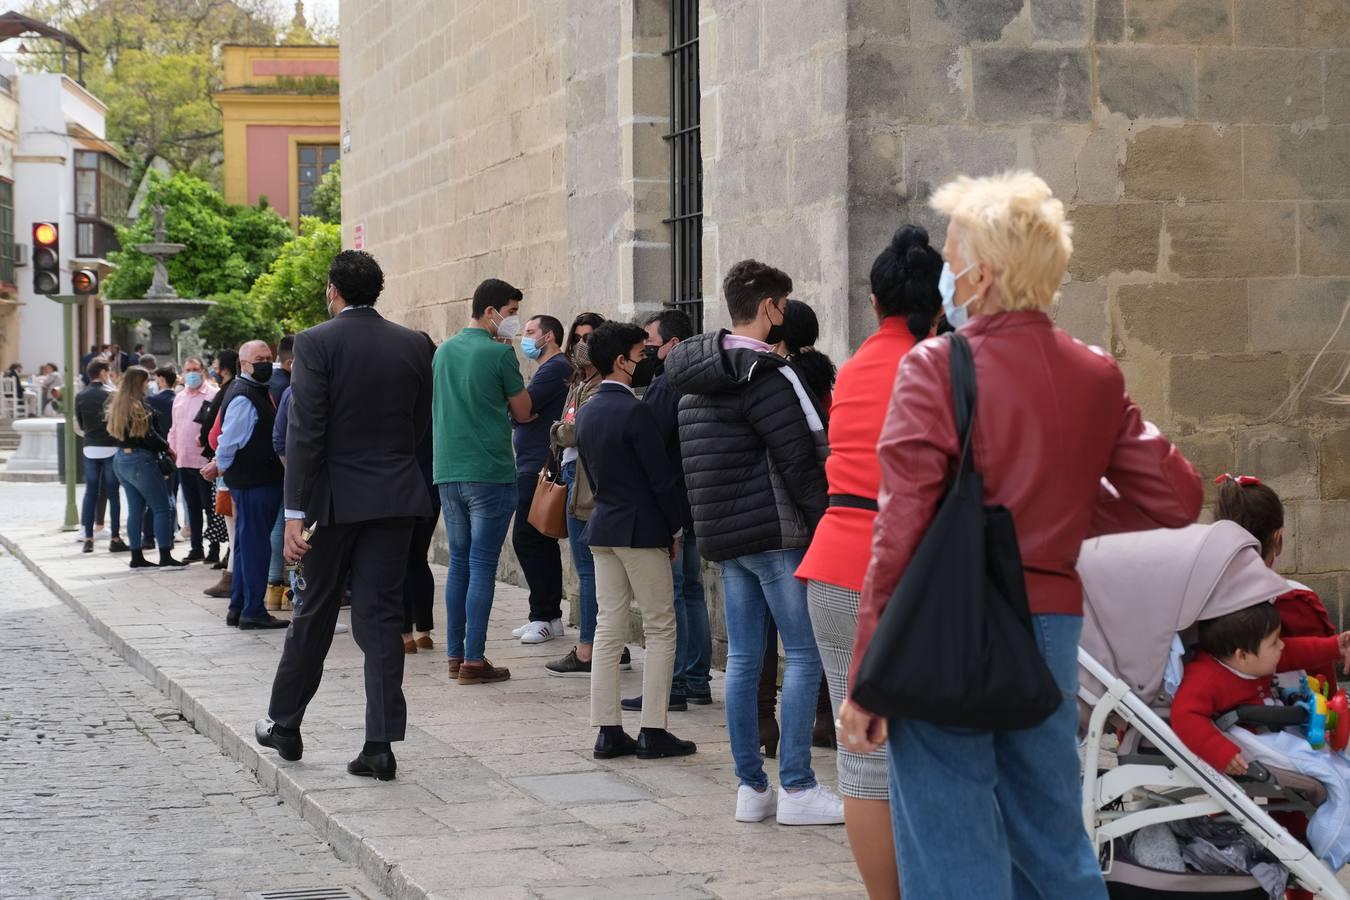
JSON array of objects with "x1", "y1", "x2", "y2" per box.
[{"x1": 245, "y1": 889, "x2": 360, "y2": 900}]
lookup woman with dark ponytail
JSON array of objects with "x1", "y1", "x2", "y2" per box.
[{"x1": 794, "y1": 224, "x2": 942, "y2": 900}]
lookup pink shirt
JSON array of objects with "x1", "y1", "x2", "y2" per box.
[
  {"x1": 721, "y1": 333, "x2": 773, "y2": 353},
  {"x1": 167, "y1": 383, "x2": 218, "y2": 469}
]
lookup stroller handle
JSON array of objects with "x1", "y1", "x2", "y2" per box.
[{"x1": 1215, "y1": 704, "x2": 1307, "y2": 732}]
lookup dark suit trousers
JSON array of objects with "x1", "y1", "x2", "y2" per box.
[
  {"x1": 268, "y1": 517, "x2": 415, "y2": 742},
  {"x1": 403, "y1": 513, "x2": 437, "y2": 633},
  {"x1": 513, "y1": 472, "x2": 563, "y2": 622}
]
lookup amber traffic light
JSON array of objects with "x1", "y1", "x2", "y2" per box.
[
  {"x1": 33, "y1": 222, "x2": 60, "y2": 295},
  {"x1": 72, "y1": 268, "x2": 99, "y2": 296}
]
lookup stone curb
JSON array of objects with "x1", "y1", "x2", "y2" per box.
[{"x1": 0, "y1": 531, "x2": 433, "y2": 900}]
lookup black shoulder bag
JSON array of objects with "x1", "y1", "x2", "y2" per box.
[{"x1": 851, "y1": 333, "x2": 1061, "y2": 730}]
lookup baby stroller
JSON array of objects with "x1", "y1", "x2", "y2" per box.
[{"x1": 1077, "y1": 521, "x2": 1349, "y2": 898}]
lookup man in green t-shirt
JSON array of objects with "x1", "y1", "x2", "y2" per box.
[{"x1": 433, "y1": 278, "x2": 534, "y2": 685}]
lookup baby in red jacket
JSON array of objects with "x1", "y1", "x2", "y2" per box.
[{"x1": 1172, "y1": 602, "x2": 1350, "y2": 776}]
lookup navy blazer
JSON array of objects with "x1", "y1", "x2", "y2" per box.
[{"x1": 576, "y1": 381, "x2": 683, "y2": 549}]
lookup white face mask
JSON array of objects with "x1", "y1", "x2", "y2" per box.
[
  {"x1": 939, "y1": 261, "x2": 977, "y2": 328},
  {"x1": 493, "y1": 311, "x2": 522, "y2": 340}
]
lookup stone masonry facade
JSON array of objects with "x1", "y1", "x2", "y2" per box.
[{"x1": 341, "y1": 0, "x2": 1350, "y2": 629}]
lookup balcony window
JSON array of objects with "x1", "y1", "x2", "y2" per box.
[
  {"x1": 298, "y1": 144, "x2": 339, "y2": 217},
  {"x1": 73, "y1": 151, "x2": 129, "y2": 258},
  {"x1": 0, "y1": 180, "x2": 12, "y2": 286}
]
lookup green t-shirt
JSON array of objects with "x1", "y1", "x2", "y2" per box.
[{"x1": 432, "y1": 327, "x2": 526, "y2": 485}]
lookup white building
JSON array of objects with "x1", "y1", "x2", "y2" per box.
[{"x1": 13, "y1": 69, "x2": 126, "y2": 371}]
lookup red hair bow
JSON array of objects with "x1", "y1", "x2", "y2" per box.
[{"x1": 1214, "y1": 473, "x2": 1263, "y2": 487}]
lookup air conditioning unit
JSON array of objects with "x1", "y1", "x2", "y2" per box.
[{"x1": 14, "y1": 242, "x2": 27, "y2": 266}]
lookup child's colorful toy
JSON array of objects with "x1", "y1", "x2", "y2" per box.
[
  {"x1": 1278, "y1": 674, "x2": 1350, "y2": 752},
  {"x1": 1330, "y1": 692, "x2": 1350, "y2": 752}
]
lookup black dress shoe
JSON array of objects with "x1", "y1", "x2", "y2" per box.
[
  {"x1": 636, "y1": 728, "x2": 697, "y2": 759},
  {"x1": 621, "y1": 694, "x2": 687, "y2": 712},
  {"x1": 347, "y1": 750, "x2": 396, "y2": 781},
  {"x1": 225, "y1": 610, "x2": 240, "y2": 627},
  {"x1": 239, "y1": 613, "x2": 289, "y2": 630},
  {"x1": 593, "y1": 729, "x2": 638, "y2": 760},
  {"x1": 686, "y1": 692, "x2": 713, "y2": 706},
  {"x1": 255, "y1": 718, "x2": 303, "y2": 761}
]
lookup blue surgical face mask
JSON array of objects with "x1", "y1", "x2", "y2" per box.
[
  {"x1": 185, "y1": 371, "x2": 204, "y2": 389},
  {"x1": 521, "y1": 336, "x2": 543, "y2": 360},
  {"x1": 939, "y1": 261, "x2": 977, "y2": 328}
]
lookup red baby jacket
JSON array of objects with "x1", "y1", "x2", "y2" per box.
[{"x1": 1172, "y1": 636, "x2": 1341, "y2": 770}]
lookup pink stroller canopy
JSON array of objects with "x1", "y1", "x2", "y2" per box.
[{"x1": 1078, "y1": 522, "x2": 1290, "y2": 704}]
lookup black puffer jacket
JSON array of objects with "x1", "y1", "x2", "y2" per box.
[{"x1": 666, "y1": 331, "x2": 828, "y2": 563}]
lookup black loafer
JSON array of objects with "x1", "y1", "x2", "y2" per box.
[
  {"x1": 255, "y1": 718, "x2": 303, "y2": 761},
  {"x1": 636, "y1": 728, "x2": 697, "y2": 759},
  {"x1": 347, "y1": 750, "x2": 396, "y2": 781},
  {"x1": 225, "y1": 610, "x2": 240, "y2": 627},
  {"x1": 239, "y1": 613, "x2": 289, "y2": 630},
  {"x1": 593, "y1": 729, "x2": 638, "y2": 760},
  {"x1": 621, "y1": 694, "x2": 688, "y2": 712},
  {"x1": 686, "y1": 692, "x2": 713, "y2": 706}
]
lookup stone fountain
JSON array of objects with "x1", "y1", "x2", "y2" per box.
[{"x1": 103, "y1": 204, "x2": 215, "y2": 357}]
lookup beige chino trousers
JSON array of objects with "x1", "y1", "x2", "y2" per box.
[{"x1": 590, "y1": 545, "x2": 677, "y2": 730}]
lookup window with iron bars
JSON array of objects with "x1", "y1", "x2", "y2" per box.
[{"x1": 664, "y1": 0, "x2": 703, "y2": 332}]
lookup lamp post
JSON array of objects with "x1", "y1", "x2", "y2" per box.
[{"x1": 48, "y1": 294, "x2": 82, "y2": 531}]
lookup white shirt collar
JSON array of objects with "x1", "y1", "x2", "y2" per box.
[
  {"x1": 1215, "y1": 657, "x2": 1261, "y2": 681},
  {"x1": 601, "y1": 378, "x2": 635, "y2": 396}
]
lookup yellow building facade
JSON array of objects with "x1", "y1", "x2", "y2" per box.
[{"x1": 214, "y1": 44, "x2": 339, "y2": 228}]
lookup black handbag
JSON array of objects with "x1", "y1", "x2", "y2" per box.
[
  {"x1": 851, "y1": 333, "x2": 1061, "y2": 730},
  {"x1": 156, "y1": 452, "x2": 176, "y2": 477}
]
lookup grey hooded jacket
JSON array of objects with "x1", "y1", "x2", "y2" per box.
[{"x1": 665, "y1": 331, "x2": 828, "y2": 563}]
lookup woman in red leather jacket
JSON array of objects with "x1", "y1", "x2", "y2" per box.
[{"x1": 837, "y1": 171, "x2": 1204, "y2": 898}]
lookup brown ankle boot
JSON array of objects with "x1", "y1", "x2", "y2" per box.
[
  {"x1": 458, "y1": 658, "x2": 510, "y2": 685},
  {"x1": 265, "y1": 583, "x2": 285, "y2": 610},
  {"x1": 204, "y1": 571, "x2": 232, "y2": 598}
]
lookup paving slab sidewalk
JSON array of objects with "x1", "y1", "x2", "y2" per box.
[{"x1": 0, "y1": 508, "x2": 863, "y2": 900}]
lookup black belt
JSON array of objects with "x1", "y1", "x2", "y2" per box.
[{"x1": 829, "y1": 493, "x2": 878, "y2": 512}]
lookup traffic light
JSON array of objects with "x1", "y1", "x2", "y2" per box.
[
  {"x1": 72, "y1": 268, "x2": 99, "y2": 296},
  {"x1": 33, "y1": 222, "x2": 59, "y2": 295}
]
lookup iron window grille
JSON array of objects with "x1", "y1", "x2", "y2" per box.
[{"x1": 663, "y1": 0, "x2": 703, "y2": 332}]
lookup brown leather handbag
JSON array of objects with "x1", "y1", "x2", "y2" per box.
[{"x1": 527, "y1": 451, "x2": 568, "y2": 539}]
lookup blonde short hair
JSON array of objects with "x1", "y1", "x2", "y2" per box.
[{"x1": 930, "y1": 171, "x2": 1073, "y2": 311}]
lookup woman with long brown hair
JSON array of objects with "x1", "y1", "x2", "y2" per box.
[{"x1": 107, "y1": 367, "x2": 189, "y2": 570}]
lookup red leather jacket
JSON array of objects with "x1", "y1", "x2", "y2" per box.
[{"x1": 849, "y1": 311, "x2": 1203, "y2": 688}]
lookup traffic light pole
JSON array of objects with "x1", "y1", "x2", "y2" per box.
[{"x1": 50, "y1": 295, "x2": 81, "y2": 531}]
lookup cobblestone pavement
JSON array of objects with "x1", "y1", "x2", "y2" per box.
[
  {"x1": 0, "y1": 483, "x2": 866, "y2": 900},
  {"x1": 0, "y1": 545, "x2": 385, "y2": 900}
]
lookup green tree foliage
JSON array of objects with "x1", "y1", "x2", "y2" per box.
[
  {"x1": 249, "y1": 217, "x2": 341, "y2": 334},
  {"x1": 310, "y1": 161, "x2": 341, "y2": 224},
  {"x1": 19, "y1": 0, "x2": 278, "y2": 182},
  {"x1": 198, "y1": 291, "x2": 280, "y2": 352},
  {"x1": 102, "y1": 171, "x2": 292, "y2": 300}
]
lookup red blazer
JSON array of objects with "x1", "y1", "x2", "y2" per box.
[
  {"x1": 797, "y1": 318, "x2": 917, "y2": 592},
  {"x1": 1172, "y1": 638, "x2": 1341, "y2": 770},
  {"x1": 849, "y1": 311, "x2": 1203, "y2": 689}
]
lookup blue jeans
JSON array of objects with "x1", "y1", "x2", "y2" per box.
[
  {"x1": 268, "y1": 506, "x2": 286, "y2": 584},
  {"x1": 439, "y1": 481, "x2": 517, "y2": 661},
  {"x1": 561, "y1": 461, "x2": 597, "y2": 645},
  {"x1": 81, "y1": 455, "x2": 121, "y2": 539},
  {"x1": 672, "y1": 533, "x2": 711, "y2": 697},
  {"x1": 720, "y1": 548, "x2": 821, "y2": 791},
  {"x1": 229, "y1": 483, "x2": 284, "y2": 619},
  {"x1": 113, "y1": 449, "x2": 173, "y2": 549},
  {"x1": 886, "y1": 614, "x2": 1106, "y2": 899}
]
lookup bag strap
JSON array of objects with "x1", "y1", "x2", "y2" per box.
[{"x1": 947, "y1": 333, "x2": 977, "y2": 477}]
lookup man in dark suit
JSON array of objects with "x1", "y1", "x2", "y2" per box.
[
  {"x1": 575, "y1": 321, "x2": 696, "y2": 762},
  {"x1": 255, "y1": 250, "x2": 433, "y2": 782}
]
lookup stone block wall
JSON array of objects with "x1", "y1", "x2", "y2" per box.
[{"x1": 699, "y1": 0, "x2": 1350, "y2": 619}]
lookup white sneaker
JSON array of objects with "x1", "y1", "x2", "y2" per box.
[
  {"x1": 735, "y1": 784, "x2": 777, "y2": 823},
  {"x1": 511, "y1": 621, "x2": 531, "y2": 638},
  {"x1": 519, "y1": 620, "x2": 558, "y2": 644},
  {"x1": 776, "y1": 784, "x2": 845, "y2": 826},
  {"x1": 334, "y1": 623, "x2": 349, "y2": 635}
]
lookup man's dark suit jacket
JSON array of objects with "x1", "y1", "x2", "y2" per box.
[
  {"x1": 575, "y1": 381, "x2": 683, "y2": 549},
  {"x1": 285, "y1": 306, "x2": 433, "y2": 526}
]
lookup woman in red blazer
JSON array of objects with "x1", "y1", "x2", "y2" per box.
[
  {"x1": 796, "y1": 225, "x2": 942, "y2": 900},
  {"x1": 838, "y1": 172, "x2": 1203, "y2": 898}
]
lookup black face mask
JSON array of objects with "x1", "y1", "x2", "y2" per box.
[
  {"x1": 642, "y1": 344, "x2": 661, "y2": 361},
  {"x1": 250, "y1": 361, "x2": 273, "y2": 384},
  {"x1": 628, "y1": 356, "x2": 659, "y2": 390},
  {"x1": 764, "y1": 302, "x2": 786, "y2": 346}
]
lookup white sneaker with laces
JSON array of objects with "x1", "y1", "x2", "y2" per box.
[
  {"x1": 776, "y1": 784, "x2": 845, "y2": 826},
  {"x1": 511, "y1": 621, "x2": 530, "y2": 638},
  {"x1": 519, "y1": 620, "x2": 558, "y2": 644},
  {"x1": 735, "y1": 784, "x2": 777, "y2": 823}
]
